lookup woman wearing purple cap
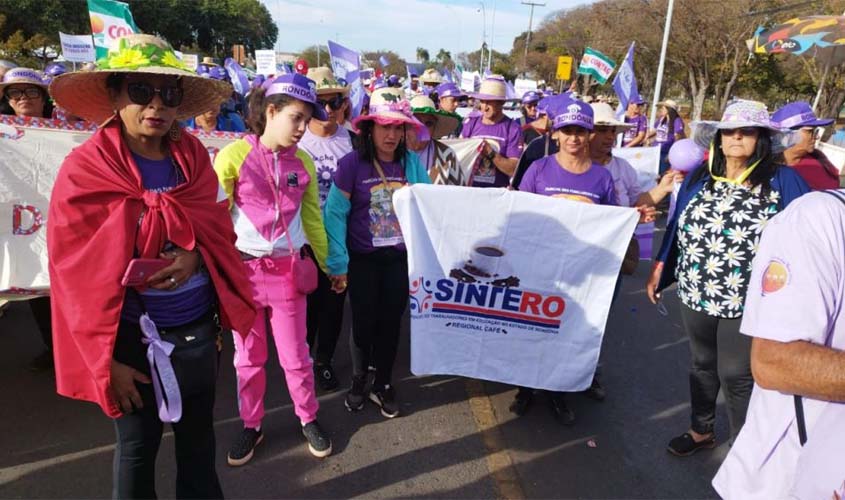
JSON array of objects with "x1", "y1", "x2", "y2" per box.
[
  {"x1": 520, "y1": 91, "x2": 542, "y2": 145},
  {"x1": 772, "y1": 101, "x2": 839, "y2": 190},
  {"x1": 214, "y1": 73, "x2": 334, "y2": 464}
]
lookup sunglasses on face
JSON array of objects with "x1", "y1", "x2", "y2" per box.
[
  {"x1": 720, "y1": 127, "x2": 758, "y2": 137},
  {"x1": 5, "y1": 87, "x2": 42, "y2": 101},
  {"x1": 317, "y1": 95, "x2": 345, "y2": 111},
  {"x1": 126, "y1": 81, "x2": 183, "y2": 108}
]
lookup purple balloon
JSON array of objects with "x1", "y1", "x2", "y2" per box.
[{"x1": 668, "y1": 138, "x2": 705, "y2": 173}]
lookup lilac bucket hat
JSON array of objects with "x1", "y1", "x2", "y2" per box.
[
  {"x1": 551, "y1": 97, "x2": 594, "y2": 131},
  {"x1": 771, "y1": 101, "x2": 834, "y2": 130},
  {"x1": 262, "y1": 73, "x2": 328, "y2": 121},
  {"x1": 690, "y1": 99, "x2": 795, "y2": 153}
]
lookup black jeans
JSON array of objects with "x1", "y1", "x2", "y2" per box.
[
  {"x1": 679, "y1": 304, "x2": 753, "y2": 441},
  {"x1": 306, "y1": 250, "x2": 347, "y2": 366},
  {"x1": 111, "y1": 314, "x2": 223, "y2": 499},
  {"x1": 28, "y1": 296, "x2": 52, "y2": 350},
  {"x1": 347, "y1": 249, "x2": 409, "y2": 389}
]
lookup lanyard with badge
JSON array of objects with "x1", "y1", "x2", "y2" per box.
[{"x1": 371, "y1": 159, "x2": 405, "y2": 247}]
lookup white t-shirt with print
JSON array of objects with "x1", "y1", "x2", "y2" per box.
[{"x1": 299, "y1": 125, "x2": 353, "y2": 208}]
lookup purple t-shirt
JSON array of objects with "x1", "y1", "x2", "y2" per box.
[
  {"x1": 622, "y1": 115, "x2": 647, "y2": 146},
  {"x1": 333, "y1": 153, "x2": 407, "y2": 254},
  {"x1": 654, "y1": 116, "x2": 685, "y2": 153},
  {"x1": 121, "y1": 152, "x2": 213, "y2": 327},
  {"x1": 518, "y1": 155, "x2": 618, "y2": 206},
  {"x1": 460, "y1": 115, "x2": 523, "y2": 188}
]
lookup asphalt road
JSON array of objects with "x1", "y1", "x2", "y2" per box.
[{"x1": 0, "y1": 240, "x2": 732, "y2": 499}]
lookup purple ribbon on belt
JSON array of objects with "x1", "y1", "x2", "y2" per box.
[{"x1": 139, "y1": 313, "x2": 183, "y2": 423}]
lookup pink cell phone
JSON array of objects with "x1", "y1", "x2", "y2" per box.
[{"x1": 121, "y1": 259, "x2": 171, "y2": 287}]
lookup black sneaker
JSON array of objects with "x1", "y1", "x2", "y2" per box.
[
  {"x1": 302, "y1": 421, "x2": 332, "y2": 458},
  {"x1": 509, "y1": 387, "x2": 534, "y2": 416},
  {"x1": 581, "y1": 376, "x2": 606, "y2": 401},
  {"x1": 314, "y1": 363, "x2": 339, "y2": 392},
  {"x1": 345, "y1": 375, "x2": 367, "y2": 412},
  {"x1": 227, "y1": 428, "x2": 263, "y2": 466},
  {"x1": 549, "y1": 394, "x2": 575, "y2": 426},
  {"x1": 369, "y1": 385, "x2": 400, "y2": 418},
  {"x1": 667, "y1": 432, "x2": 716, "y2": 457}
]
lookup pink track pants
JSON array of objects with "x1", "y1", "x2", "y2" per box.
[{"x1": 232, "y1": 256, "x2": 319, "y2": 427}]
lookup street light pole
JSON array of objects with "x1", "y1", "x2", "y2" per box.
[
  {"x1": 521, "y1": 1, "x2": 545, "y2": 77},
  {"x1": 649, "y1": 0, "x2": 674, "y2": 127},
  {"x1": 478, "y1": 2, "x2": 486, "y2": 74},
  {"x1": 488, "y1": 0, "x2": 496, "y2": 73}
]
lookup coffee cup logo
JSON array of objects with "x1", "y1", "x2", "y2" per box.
[{"x1": 450, "y1": 243, "x2": 520, "y2": 287}]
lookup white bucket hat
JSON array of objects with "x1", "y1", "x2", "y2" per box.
[{"x1": 590, "y1": 103, "x2": 634, "y2": 130}]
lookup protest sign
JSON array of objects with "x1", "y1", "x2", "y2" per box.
[
  {"x1": 59, "y1": 33, "x2": 96, "y2": 62},
  {"x1": 255, "y1": 49, "x2": 276, "y2": 76},
  {"x1": 0, "y1": 116, "x2": 243, "y2": 299},
  {"x1": 514, "y1": 78, "x2": 538, "y2": 99},
  {"x1": 181, "y1": 53, "x2": 199, "y2": 71},
  {"x1": 394, "y1": 184, "x2": 638, "y2": 391}
]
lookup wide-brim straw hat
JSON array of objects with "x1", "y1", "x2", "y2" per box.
[
  {"x1": 658, "y1": 99, "x2": 679, "y2": 110},
  {"x1": 471, "y1": 75, "x2": 511, "y2": 101},
  {"x1": 0, "y1": 68, "x2": 47, "y2": 92},
  {"x1": 306, "y1": 66, "x2": 349, "y2": 95},
  {"x1": 419, "y1": 68, "x2": 443, "y2": 84},
  {"x1": 409, "y1": 95, "x2": 460, "y2": 139},
  {"x1": 351, "y1": 87, "x2": 430, "y2": 141},
  {"x1": 201, "y1": 56, "x2": 219, "y2": 67},
  {"x1": 690, "y1": 99, "x2": 795, "y2": 154},
  {"x1": 50, "y1": 34, "x2": 233, "y2": 123},
  {"x1": 590, "y1": 102, "x2": 633, "y2": 131}
]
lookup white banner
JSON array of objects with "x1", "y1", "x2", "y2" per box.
[
  {"x1": 612, "y1": 145, "x2": 660, "y2": 260},
  {"x1": 460, "y1": 71, "x2": 480, "y2": 93},
  {"x1": 255, "y1": 49, "x2": 276, "y2": 76},
  {"x1": 0, "y1": 117, "x2": 242, "y2": 300},
  {"x1": 59, "y1": 32, "x2": 96, "y2": 62},
  {"x1": 817, "y1": 140, "x2": 845, "y2": 175},
  {"x1": 514, "y1": 78, "x2": 538, "y2": 99},
  {"x1": 394, "y1": 184, "x2": 639, "y2": 391}
]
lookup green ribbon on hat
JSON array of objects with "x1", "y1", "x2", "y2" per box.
[{"x1": 96, "y1": 37, "x2": 188, "y2": 72}]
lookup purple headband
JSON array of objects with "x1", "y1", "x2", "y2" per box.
[
  {"x1": 265, "y1": 82, "x2": 317, "y2": 102},
  {"x1": 552, "y1": 102, "x2": 594, "y2": 131},
  {"x1": 778, "y1": 111, "x2": 824, "y2": 129},
  {"x1": 369, "y1": 100, "x2": 412, "y2": 116}
]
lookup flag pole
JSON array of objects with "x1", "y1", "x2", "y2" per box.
[{"x1": 649, "y1": 0, "x2": 675, "y2": 129}]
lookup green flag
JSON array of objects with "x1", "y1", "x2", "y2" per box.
[
  {"x1": 577, "y1": 48, "x2": 616, "y2": 85},
  {"x1": 87, "y1": 0, "x2": 140, "y2": 60}
]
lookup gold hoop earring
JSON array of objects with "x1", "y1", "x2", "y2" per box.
[{"x1": 169, "y1": 122, "x2": 181, "y2": 142}]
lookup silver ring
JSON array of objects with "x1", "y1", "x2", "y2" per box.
[{"x1": 169, "y1": 277, "x2": 177, "y2": 285}]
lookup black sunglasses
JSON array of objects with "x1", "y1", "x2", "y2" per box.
[
  {"x1": 720, "y1": 127, "x2": 758, "y2": 137},
  {"x1": 317, "y1": 95, "x2": 345, "y2": 111},
  {"x1": 5, "y1": 87, "x2": 42, "y2": 100},
  {"x1": 126, "y1": 81, "x2": 184, "y2": 108}
]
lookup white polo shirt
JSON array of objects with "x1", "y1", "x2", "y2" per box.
[{"x1": 712, "y1": 191, "x2": 845, "y2": 499}]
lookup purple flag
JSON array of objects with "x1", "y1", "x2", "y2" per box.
[
  {"x1": 223, "y1": 58, "x2": 250, "y2": 96},
  {"x1": 327, "y1": 40, "x2": 365, "y2": 118},
  {"x1": 379, "y1": 55, "x2": 389, "y2": 67},
  {"x1": 612, "y1": 42, "x2": 639, "y2": 116}
]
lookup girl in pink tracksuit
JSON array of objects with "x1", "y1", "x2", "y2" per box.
[{"x1": 214, "y1": 74, "x2": 333, "y2": 463}]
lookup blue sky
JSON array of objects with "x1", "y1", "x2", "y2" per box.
[{"x1": 260, "y1": 0, "x2": 596, "y2": 61}]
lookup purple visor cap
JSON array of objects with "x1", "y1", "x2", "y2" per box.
[
  {"x1": 522, "y1": 91, "x2": 541, "y2": 104},
  {"x1": 551, "y1": 98, "x2": 594, "y2": 131},
  {"x1": 772, "y1": 101, "x2": 834, "y2": 129},
  {"x1": 435, "y1": 82, "x2": 465, "y2": 99},
  {"x1": 264, "y1": 73, "x2": 328, "y2": 121}
]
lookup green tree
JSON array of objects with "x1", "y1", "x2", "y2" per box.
[
  {"x1": 416, "y1": 47, "x2": 430, "y2": 64},
  {"x1": 362, "y1": 50, "x2": 407, "y2": 77},
  {"x1": 298, "y1": 44, "x2": 330, "y2": 69}
]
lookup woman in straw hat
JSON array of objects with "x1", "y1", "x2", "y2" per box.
[
  {"x1": 299, "y1": 66, "x2": 352, "y2": 393},
  {"x1": 47, "y1": 34, "x2": 256, "y2": 498},
  {"x1": 418, "y1": 68, "x2": 443, "y2": 92},
  {"x1": 461, "y1": 75, "x2": 523, "y2": 187},
  {"x1": 407, "y1": 94, "x2": 460, "y2": 171},
  {"x1": 324, "y1": 87, "x2": 431, "y2": 418},
  {"x1": 646, "y1": 99, "x2": 809, "y2": 457}
]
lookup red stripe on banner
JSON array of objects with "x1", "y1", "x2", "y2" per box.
[{"x1": 433, "y1": 302, "x2": 561, "y2": 327}]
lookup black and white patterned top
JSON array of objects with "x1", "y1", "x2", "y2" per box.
[{"x1": 675, "y1": 181, "x2": 781, "y2": 319}]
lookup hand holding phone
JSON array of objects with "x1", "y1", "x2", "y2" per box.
[{"x1": 121, "y1": 259, "x2": 171, "y2": 287}]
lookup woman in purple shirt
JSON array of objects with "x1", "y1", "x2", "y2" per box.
[{"x1": 648, "y1": 99, "x2": 686, "y2": 173}]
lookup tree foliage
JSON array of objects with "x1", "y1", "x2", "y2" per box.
[{"x1": 0, "y1": 0, "x2": 277, "y2": 68}]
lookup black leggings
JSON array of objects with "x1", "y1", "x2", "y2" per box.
[
  {"x1": 680, "y1": 304, "x2": 753, "y2": 441},
  {"x1": 347, "y1": 249, "x2": 409, "y2": 389},
  {"x1": 28, "y1": 296, "x2": 52, "y2": 349},
  {"x1": 306, "y1": 251, "x2": 347, "y2": 366},
  {"x1": 111, "y1": 316, "x2": 223, "y2": 499}
]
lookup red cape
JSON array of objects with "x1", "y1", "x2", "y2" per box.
[{"x1": 48, "y1": 118, "x2": 256, "y2": 418}]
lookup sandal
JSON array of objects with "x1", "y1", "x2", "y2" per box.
[{"x1": 667, "y1": 432, "x2": 716, "y2": 457}]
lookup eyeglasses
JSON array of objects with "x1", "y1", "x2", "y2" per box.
[
  {"x1": 719, "y1": 127, "x2": 758, "y2": 137},
  {"x1": 126, "y1": 82, "x2": 184, "y2": 108},
  {"x1": 317, "y1": 95, "x2": 345, "y2": 111},
  {"x1": 4, "y1": 87, "x2": 42, "y2": 101}
]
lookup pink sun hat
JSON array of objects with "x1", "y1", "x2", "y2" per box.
[{"x1": 351, "y1": 87, "x2": 430, "y2": 141}]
